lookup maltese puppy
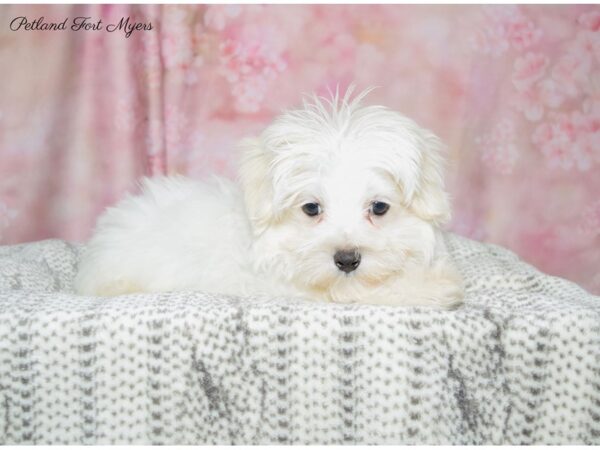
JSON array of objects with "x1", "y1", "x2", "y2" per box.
[{"x1": 75, "y1": 88, "x2": 464, "y2": 308}]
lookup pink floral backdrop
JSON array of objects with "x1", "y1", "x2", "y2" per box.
[{"x1": 0, "y1": 4, "x2": 599, "y2": 293}]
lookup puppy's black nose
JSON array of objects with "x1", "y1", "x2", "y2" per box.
[{"x1": 334, "y1": 249, "x2": 361, "y2": 273}]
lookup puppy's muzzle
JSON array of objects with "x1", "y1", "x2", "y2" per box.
[{"x1": 334, "y1": 249, "x2": 361, "y2": 273}]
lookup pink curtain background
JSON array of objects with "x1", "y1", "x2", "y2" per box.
[{"x1": 0, "y1": 4, "x2": 599, "y2": 294}]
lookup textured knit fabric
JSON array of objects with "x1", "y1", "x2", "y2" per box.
[{"x1": 0, "y1": 233, "x2": 598, "y2": 444}]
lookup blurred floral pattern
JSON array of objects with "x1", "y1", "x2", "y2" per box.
[{"x1": 0, "y1": 4, "x2": 598, "y2": 293}]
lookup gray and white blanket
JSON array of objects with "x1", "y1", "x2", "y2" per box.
[{"x1": 0, "y1": 233, "x2": 598, "y2": 444}]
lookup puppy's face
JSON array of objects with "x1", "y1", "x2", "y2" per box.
[{"x1": 240, "y1": 90, "x2": 451, "y2": 301}]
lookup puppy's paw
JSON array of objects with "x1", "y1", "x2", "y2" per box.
[
  {"x1": 413, "y1": 261, "x2": 465, "y2": 309},
  {"x1": 423, "y1": 275, "x2": 464, "y2": 310},
  {"x1": 75, "y1": 273, "x2": 144, "y2": 297},
  {"x1": 92, "y1": 279, "x2": 145, "y2": 297},
  {"x1": 359, "y1": 263, "x2": 465, "y2": 309}
]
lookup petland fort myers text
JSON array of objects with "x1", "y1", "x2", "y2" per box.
[{"x1": 9, "y1": 16, "x2": 153, "y2": 38}]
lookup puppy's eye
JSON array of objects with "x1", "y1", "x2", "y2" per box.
[
  {"x1": 371, "y1": 201, "x2": 390, "y2": 216},
  {"x1": 302, "y1": 202, "x2": 321, "y2": 217}
]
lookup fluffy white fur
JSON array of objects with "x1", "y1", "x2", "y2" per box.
[{"x1": 75, "y1": 88, "x2": 464, "y2": 308}]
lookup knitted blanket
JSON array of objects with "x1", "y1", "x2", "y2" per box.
[{"x1": 0, "y1": 233, "x2": 598, "y2": 444}]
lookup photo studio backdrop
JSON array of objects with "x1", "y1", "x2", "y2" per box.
[{"x1": 0, "y1": 4, "x2": 599, "y2": 294}]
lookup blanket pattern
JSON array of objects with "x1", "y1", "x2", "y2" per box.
[{"x1": 0, "y1": 233, "x2": 598, "y2": 444}]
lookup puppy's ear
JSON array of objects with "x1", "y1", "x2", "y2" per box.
[
  {"x1": 408, "y1": 131, "x2": 451, "y2": 225},
  {"x1": 238, "y1": 137, "x2": 274, "y2": 235}
]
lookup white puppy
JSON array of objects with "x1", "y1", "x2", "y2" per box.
[{"x1": 75, "y1": 88, "x2": 464, "y2": 308}]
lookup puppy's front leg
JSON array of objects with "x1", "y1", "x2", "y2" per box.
[{"x1": 361, "y1": 261, "x2": 464, "y2": 309}]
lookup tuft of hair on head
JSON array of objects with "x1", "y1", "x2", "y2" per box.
[
  {"x1": 276, "y1": 84, "x2": 376, "y2": 142},
  {"x1": 300, "y1": 84, "x2": 375, "y2": 129}
]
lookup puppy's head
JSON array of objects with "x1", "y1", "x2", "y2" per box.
[{"x1": 239, "y1": 87, "x2": 451, "y2": 301}]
